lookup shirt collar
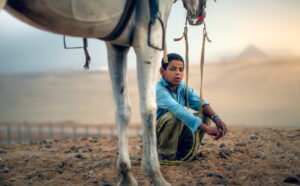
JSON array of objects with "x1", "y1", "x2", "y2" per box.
[{"x1": 159, "y1": 77, "x2": 184, "y2": 92}]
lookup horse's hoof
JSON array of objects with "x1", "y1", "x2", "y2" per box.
[
  {"x1": 152, "y1": 174, "x2": 171, "y2": 186},
  {"x1": 118, "y1": 172, "x2": 138, "y2": 186}
]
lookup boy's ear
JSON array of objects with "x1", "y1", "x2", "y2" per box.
[{"x1": 160, "y1": 67, "x2": 165, "y2": 76}]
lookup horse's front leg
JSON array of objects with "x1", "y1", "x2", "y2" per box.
[
  {"x1": 135, "y1": 46, "x2": 171, "y2": 186},
  {"x1": 0, "y1": 0, "x2": 6, "y2": 10},
  {"x1": 106, "y1": 43, "x2": 138, "y2": 186}
]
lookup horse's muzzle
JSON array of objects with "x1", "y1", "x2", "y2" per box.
[{"x1": 187, "y1": 12, "x2": 205, "y2": 26}]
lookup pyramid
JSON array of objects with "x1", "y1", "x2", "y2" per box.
[{"x1": 236, "y1": 44, "x2": 267, "y2": 60}]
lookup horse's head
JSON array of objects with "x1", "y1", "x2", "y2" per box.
[{"x1": 181, "y1": 0, "x2": 213, "y2": 25}]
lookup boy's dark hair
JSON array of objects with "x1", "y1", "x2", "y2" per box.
[{"x1": 161, "y1": 53, "x2": 184, "y2": 70}]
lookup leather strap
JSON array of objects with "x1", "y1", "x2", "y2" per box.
[{"x1": 98, "y1": 0, "x2": 137, "y2": 41}]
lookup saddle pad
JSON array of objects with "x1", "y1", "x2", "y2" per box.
[{"x1": 45, "y1": 0, "x2": 123, "y2": 22}]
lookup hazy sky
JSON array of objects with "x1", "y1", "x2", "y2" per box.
[{"x1": 0, "y1": 0, "x2": 299, "y2": 74}]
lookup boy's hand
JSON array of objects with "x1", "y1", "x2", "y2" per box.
[
  {"x1": 214, "y1": 118, "x2": 227, "y2": 137},
  {"x1": 199, "y1": 123, "x2": 222, "y2": 140}
]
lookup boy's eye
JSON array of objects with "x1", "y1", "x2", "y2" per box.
[
  {"x1": 170, "y1": 67, "x2": 176, "y2": 71},
  {"x1": 179, "y1": 68, "x2": 184, "y2": 72}
]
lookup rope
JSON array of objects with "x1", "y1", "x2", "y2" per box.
[
  {"x1": 198, "y1": 21, "x2": 211, "y2": 118},
  {"x1": 174, "y1": 18, "x2": 189, "y2": 109},
  {"x1": 163, "y1": 21, "x2": 169, "y2": 63}
]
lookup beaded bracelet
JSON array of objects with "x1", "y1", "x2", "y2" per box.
[{"x1": 212, "y1": 115, "x2": 219, "y2": 122}]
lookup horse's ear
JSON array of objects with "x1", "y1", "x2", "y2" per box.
[{"x1": 213, "y1": 0, "x2": 216, "y2": 2}]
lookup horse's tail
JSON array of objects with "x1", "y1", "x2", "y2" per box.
[{"x1": 0, "y1": 0, "x2": 7, "y2": 11}]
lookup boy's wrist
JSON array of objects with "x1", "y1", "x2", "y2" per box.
[{"x1": 199, "y1": 123, "x2": 208, "y2": 132}]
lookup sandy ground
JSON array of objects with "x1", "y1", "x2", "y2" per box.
[{"x1": 1, "y1": 126, "x2": 300, "y2": 185}]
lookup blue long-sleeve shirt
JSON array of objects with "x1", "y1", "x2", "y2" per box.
[{"x1": 156, "y1": 77, "x2": 209, "y2": 133}]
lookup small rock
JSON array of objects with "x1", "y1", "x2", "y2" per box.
[
  {"x1": 90, "y1": 139, "x2": 98, "y2": 143},
  {"x1": 82, "y1": 174, "x2": 90, "y2": 180},
  {"x1": 239, "y1": 176, "x2": 247, "y2": 181},
  {"x1": 206, "y1": 173, "x2": 223, "y2": 179},
  {"x1": 250, "y1": 136, "x2": 258, "y2": 140},
  {"x1": 235, "y1": 142, "x2": 247, "y2": 146},
  {"x1": 214, "y1": 174, "x2": 223, "y2": 179},
  {"x1": 58, "y1": 162, "x2": 65, "y2": 168},
  {"x1": 234, "y1": 147, "x2": 245, "y2": 153},
  {"x1": 95, "y1": 162, "x2": 111, "y2": 168},
  {"x1": 70, "y1": 146, "x2": 77, "y2": 151},
  {"x1": 283, "y1": 177, "x2": 299, "y2": 184},
  {"x1": 45, "y1": 144, "x2": 52, "y2": 148},
  {"x1": 206, "y1": 173, "x2": 214, "y2": 177},
  {"x1": 286, "y1": 134, "x2": 300, "y2": 139},
  {"x1": 64, "y1": 149, "x2": 71, "y2": 153},
  {"x1": 221, "y1": 149, "x2": 231, "y2": 156},
  {"x1": 262, "y1": 170, "x2": 267, "y2": 175},
  {"x1": 25, "y1": 174, "x2": 34, "y2": 180},
  {"x1": 2, "y1": 167, "x2": 9, "y2": 173},
  {"x1": 102, "y1": 183, "x2": 112, "y2": 186},
  {"x1": 93, "y1": 180, "x2": 99, "y2": 184},
  {"x1": 75, "y1": 154, "x2": 82, "y2": 159},
  {"x1": 67, "y1": 153, "x2": 76, "y2": 159},
  {"x1": 218, "y1": 178, "x2": 228, "y2": 185},
  {"x1": 77, "y1": 161, "x2": 88, "y2": 166},
  {"x1": 219, "y1": 151, "x2": 228, "y2": 159},
  {"x1": 255, "y1": 152, "x2": 265, "y2": 158},
  {"x1": 276, "y1": 142, "x2": 281, "y2": 147},
  {"x1": 219, "y1": 143, "x2": 226, "y2": 148},
  {"x1": 0, "y1": 150, "x2": 7, "y2": 154},
  {"x1": 255, "y1": 132, "x2": 259, "y2": 136}
]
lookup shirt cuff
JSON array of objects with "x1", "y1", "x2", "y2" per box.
[{"x1": 189, "y1": 117, "x2": 202, "y2": 133}]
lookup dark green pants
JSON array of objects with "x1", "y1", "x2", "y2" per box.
[{"x1": 156, "y1": 112, "x2": 212, "y2": 160}]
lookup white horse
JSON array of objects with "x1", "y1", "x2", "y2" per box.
[{"x1": 0, "y1": 0, "x2": 208, "y2": 185}]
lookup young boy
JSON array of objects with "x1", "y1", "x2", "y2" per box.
[{"x1": 156, "y1": 53, "x2": 227, "y2": 160}]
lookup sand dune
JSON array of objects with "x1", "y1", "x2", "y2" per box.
[{"x1": 0, "y1": 57, "x2": 299, "y2": 127}]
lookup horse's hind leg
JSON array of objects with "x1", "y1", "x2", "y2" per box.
[
  {"x1": 135, "y1": 46, "x2": 171, "y2": 186},
  {"x1": 0, "y1": 0, "x2": 7, "y2": 10},
  {"x1": 106, "y1": 43, "x2": 137, "y2": 186}
]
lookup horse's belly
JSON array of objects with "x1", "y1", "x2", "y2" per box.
[{"x1": 5, "y1": 0, "x2": 127, "y2": 37}]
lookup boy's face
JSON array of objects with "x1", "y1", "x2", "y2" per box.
[{"x1": 160, "y1": 60, "x2": 184, "y2": 88}]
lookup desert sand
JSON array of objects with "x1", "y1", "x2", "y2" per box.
[
  {"x1": 1, "y1": 126, "x2": 300, "y2": 185},
  {"x1": 0, "y1": 56, "x2": 300, "y2": 127}
]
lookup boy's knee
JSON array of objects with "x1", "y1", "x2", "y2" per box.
[{"x1": 162, "y1": 112, "x2": 180, "y2": 123}]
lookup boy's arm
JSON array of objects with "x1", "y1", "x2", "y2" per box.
[
  {"x1": 187, "y1": 86, "x2": 209, "y2": 110},
  {"x1": 156, "y1": 86, "x2": 202, "y2": 133},
  {"x1": 203, "y1": 104, "x2": 227, "y2": 138},
  {"x1": 187, "y1": 86, "x2": 227, "y2": 138}
]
